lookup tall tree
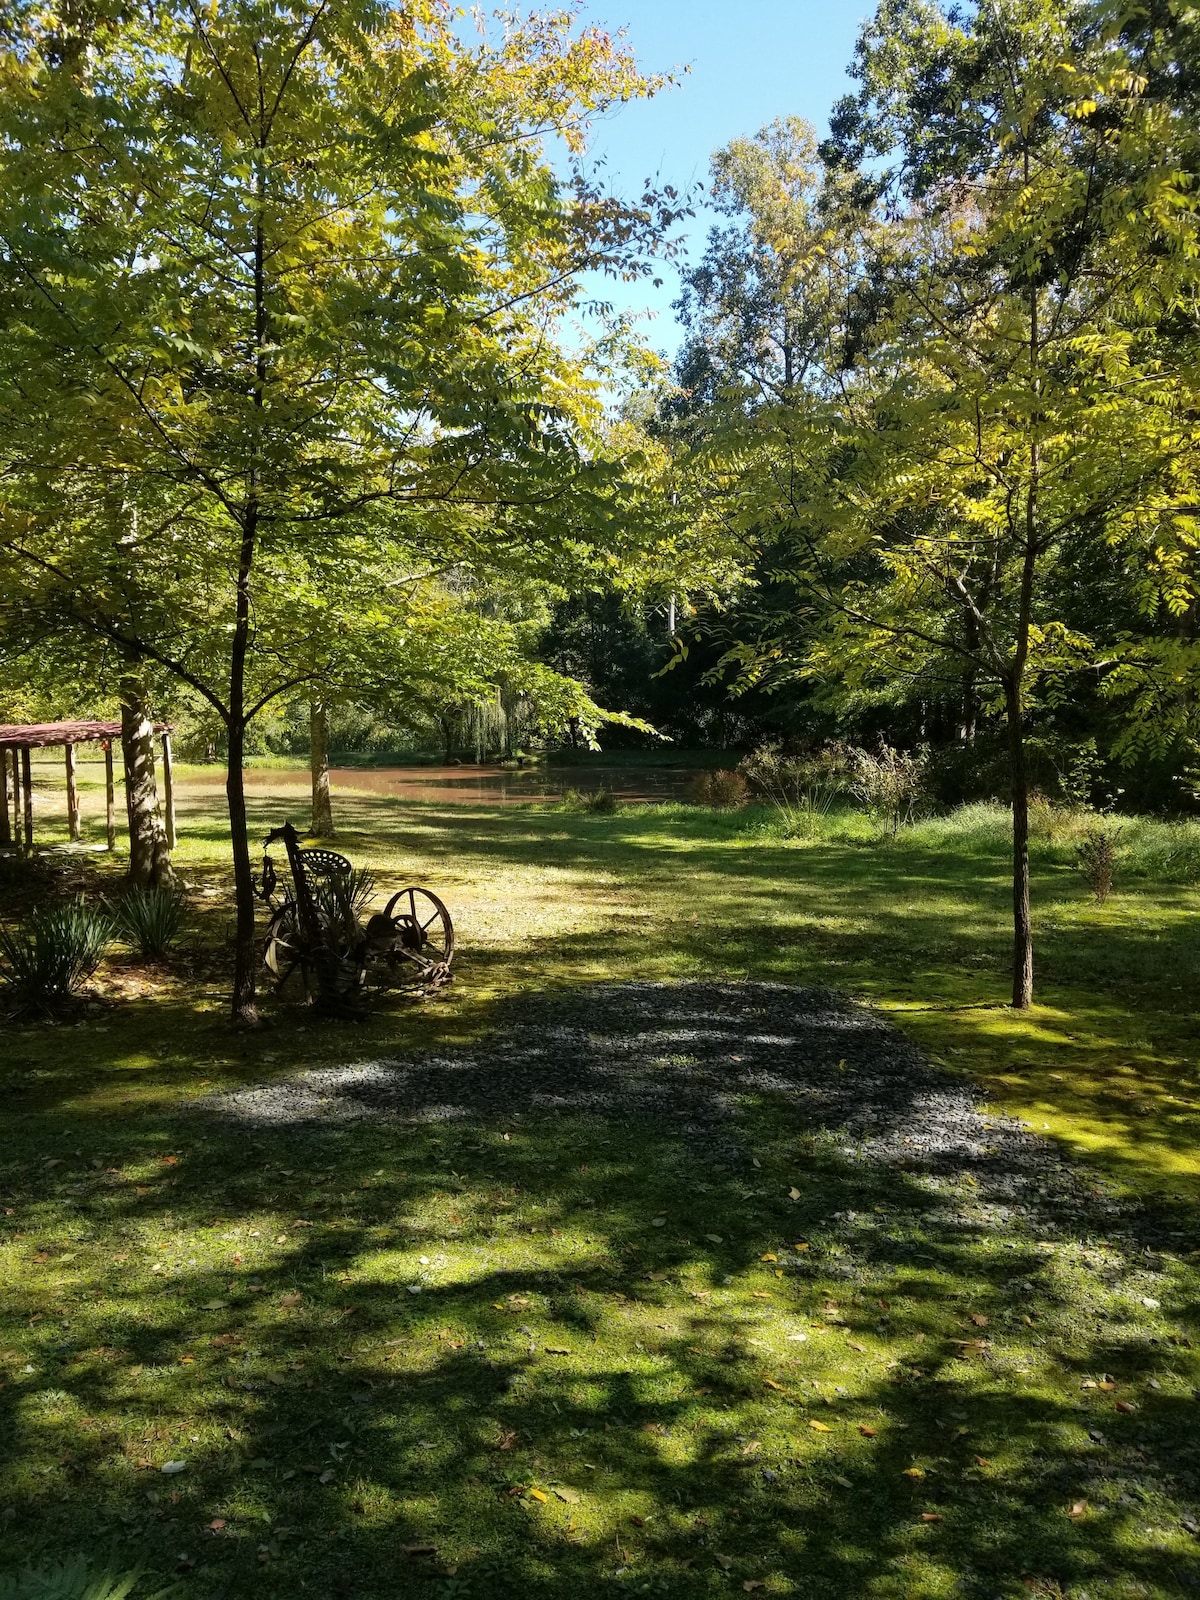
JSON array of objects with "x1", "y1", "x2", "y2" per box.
[
  {"x1": 0, "y1": 0, "x2": 680, "y2": 1019},
  {"x1": 674, "y1": 0, "x2": 1200, "y2": 1006}
]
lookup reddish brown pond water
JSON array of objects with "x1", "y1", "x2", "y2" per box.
[{"x1": 178, "y1": 764, "x2": 699, "y2": 806}]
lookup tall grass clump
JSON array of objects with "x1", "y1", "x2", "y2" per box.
[
  {"x1": 0, "y1": 901, "x2": 114, "y2": 1015},
  {"x1": 560, "y1": 787, "x2": 619, "y2": 815},
  {"x1": 739, "y1": 743, "x2": 847, "y2": 839},
  {"x1": 845, "y1": 740, "x2": 930, "y2": 838},
  {"x1": 112, "y1": 885, "x2": 187, "y2": 959}
]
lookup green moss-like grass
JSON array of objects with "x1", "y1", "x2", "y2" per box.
[{"x1": 2, "y1": 770, "x2": 1198, "y2": 1598}]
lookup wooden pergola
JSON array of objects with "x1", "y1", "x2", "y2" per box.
[{"x1": 0, "y1": 720, "x2": 175, "y2": 854}]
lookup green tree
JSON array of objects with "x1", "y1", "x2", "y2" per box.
[
  {"x1": 0, "y1": 0, "x2": 678, "y2": 1018},
  {"x1": 676, "y1": 0, "x2": 1200, "y2": 1006}
]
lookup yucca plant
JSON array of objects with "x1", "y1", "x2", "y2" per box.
[
  {"x1": 0, "y1": 1553, "x2": 179, "y2": 1600},
  {"x1": 311, "y1": 866, "x2": 377, "y2": 941},
  {"x1": 112, "y1": 885, "x2": 187, "y2": 959},
  {"x1": 0, "y1": 901, "x2": 114, "y2": 1016}
]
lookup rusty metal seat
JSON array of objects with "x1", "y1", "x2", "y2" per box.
[{"x1": 296, "y1": 848, "x2": 352, "y2": 884}]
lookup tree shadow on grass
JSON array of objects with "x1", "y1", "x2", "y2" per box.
[{"x1": 2, "y1": 981, "x2": 1198, "y2": 1598}]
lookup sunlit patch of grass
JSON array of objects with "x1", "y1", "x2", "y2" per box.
[{"x1": 3, "y1": 774, "x2": 1200, "y2": 1594}]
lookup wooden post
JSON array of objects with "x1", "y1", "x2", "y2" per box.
[
  {"x1": 20, "y1": 745, "x2": 33, "y2": 852},
  {"x1": 160, "y1": 731, "x2": 176, "y2": 849},
  {"x1": 104, "y1": 741, "x2": 116, "y2": 851},
  {"x1": 0, "y1": 747, "x2": 10, "y2": 848},
  {"x1": 65, "y1": 743, "x2": 80, "y2": 841}
]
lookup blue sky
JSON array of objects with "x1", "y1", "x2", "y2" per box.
[{"x1": 569, "y1": 0, "x2": 874, "y2": 354}]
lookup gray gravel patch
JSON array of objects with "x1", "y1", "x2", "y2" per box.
[{"x1": 202, "y1": 980, "x2": 1133, "y2": 1237}]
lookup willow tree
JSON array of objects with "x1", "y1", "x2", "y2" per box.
[{"x1": 0, "y1": 0, "x2": 680, "y2": 1019}]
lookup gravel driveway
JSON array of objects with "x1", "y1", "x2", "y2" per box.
[{"x1": 208, "y1": 980, "x2": 1144, "y2": 1243}]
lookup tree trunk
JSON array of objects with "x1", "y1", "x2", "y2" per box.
[
  {"x1": 120, "y1": 677, "x2": 173, "y2": 888},
  {"x1": 226, "y1": 711, "x2": 257, "y2": 1024},
  {"x1": 310, "y1": 696, "x2": 334, "y2": 838},
  {"x1": 1006, "y1": 686, "x2": 1034, "y2": 1009},
  {"x1": 439, "y1": 711, "x2": 454, "y2": 764}
]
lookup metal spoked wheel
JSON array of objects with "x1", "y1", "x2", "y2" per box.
[
  {"x1": 375, "y1": 886, "x2": 455, "y2": 986},
  {"x1": 263, "y1": 901, "x2": 311, "y2": 994}
]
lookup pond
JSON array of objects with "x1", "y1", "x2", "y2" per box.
[{"x1": 180, "y1": 762, "x2": 704, "y2": 806}]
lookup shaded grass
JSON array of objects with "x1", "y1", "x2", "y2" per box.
[{"x1": 3, "y1": 776, "x2": 1200, "y2": 1597}]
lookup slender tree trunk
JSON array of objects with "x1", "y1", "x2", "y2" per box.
[
  {"x1": 1006, "y1": 263, "x2": 1041, "y2": 1012},
  {"x1": 439, "y1": 711, "x2": 454, "y2": 764},
  {"x1": 227, "y1": 517, "x2": 259, "y2": 1024},
  {"x1": 310, "y1": 696, "x2": 334, "y2": 838},
  {"x1": 120, "y1": 677, "x2": 173, "y2": 888},
  {"x1": 227, "y1": 147, "x2": 269, "y2": 1025},
  {"x1": 1006, "y1": 678, "x2": 1034, "y2": 1009}
]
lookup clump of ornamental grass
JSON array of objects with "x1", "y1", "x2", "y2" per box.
[
  {"x1": 0, "y1": 900, "x2": 114, "y2": 1016},
  {"x1": 111, "y1": 884, "x2": 188, "y2": 959}
]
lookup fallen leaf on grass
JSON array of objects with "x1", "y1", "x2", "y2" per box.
[
  {"x1": 809, "y1": 1420, "x2": 832, "y2": 1433},
  {"x1": 527, "y1": 1488, "x2": 548, "y2": 1503},
  {"x1": 207, "y1": 1519, "x2": 226, "y2": 1532},
  {"x1": 788, "y1": 1188, "x2": 801, "y2": 1201},
  {"x1": 651, "y1": 1217, "x2": 667, "y2": 1228},
  {"x1": 402, "y1": 1544, "x2": 437, "y2": 1557},
  {"x1": 545, "y1": 1346, "x2": 570, "y2": 1356},
  {"x1": 160, "y1": 1461, "x2": 187, "y2": 1475},
  {"x1": 763, "y1": 1379, "x2": 785, "y2": 1392},
  {"x1": 794, "y1": 1242, "x2": 809, "y2": 1252},
  {"x1": 968, "y1": 1313, "x2": 989, "y2": 1328},
  {"x1": 1068, "y1": 1500, "x2": 1088, "y2": 1519},
  {"x1": 554, "y1": 1487, "x2": 581, "y2": 1504},
  {"x1": 1115, "y1": 1400, "x2": 1137, "y2": 1414},
  {"x1": 715, "y1": 1554, "x2": 733, "y2": 1571},
  {"x1": 902, "y1": 1467, "x2": 925, "y2": 1479},
  {"x1": 919, "y1": 1513, "x2": 942, "y2": 1523},
  {"x1": 833, "y1": 1474, "x2": 852, "y2": 1489},
  {"x1": 201, "y1": 1300, "x2": 228, "y2": 1311},
  {"x1": 751, "y1": 1292, "x2": 773, "y2": 1301},
  {"x1": 761, "y1": 1254, "x2": 777, "y2": 1263},
  {"x1": 744, "y1": 1584, "x2": 765, "y2": 1592},
  {"x1": 279, "y1": 1293, "x2": 302, "y2": 1308},
  {"x1": 974, "y1": 1456, "x2": 992, "y2": 1469},
  {"x1": 846, "y1": 1341, "x2": 866, "y2": 1353},
  {"x1": 318, "y1": 1470, "x2": 335, "y2": 1485},
  {"x1": 858, "y1": 1426, "x2": 878, "y2": 1438}
]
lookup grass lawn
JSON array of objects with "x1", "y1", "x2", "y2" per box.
[{"x1": 2, "y1": 765, "x2": 1199, "y2": 1598}]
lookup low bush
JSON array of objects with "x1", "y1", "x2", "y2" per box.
[
  {"x1": 1076, "y1": 821, "x2": 1123, "y2": 903},
  {"x1": 0, "y1": 901, "x2": 114, "y2": 1016},
  {"x1": 687, "y1": 769, "x2": 750, "y2": 808},
  {"x1": 112, "y1": 885, "x2": 187, "y2": 959},
  {"x1": 560, "y1": 787, "x2": 619, "y2": 815}
]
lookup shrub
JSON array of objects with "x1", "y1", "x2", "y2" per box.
[
  {"x1": 559, "y1": 787, "x2": 619, "y2": 815},
  {"x1": 112, "y1": 885, "x2": 187, "y2": 959},
  {"x1": 0, "y1": 901, "x2": 114, "y2": 1016},
  {"x1": 1075, "y1": 822, "x2": 1122, "y2": 903},
  {"x1": 844, "y1": 740, "x2": 930, "y2": 838},
  {"x1": 584, "y1": 786, "x2": 618, "y2": 814},
  {"x1": 687, "y1": 769, "x2": 750, "y2": 808}
]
